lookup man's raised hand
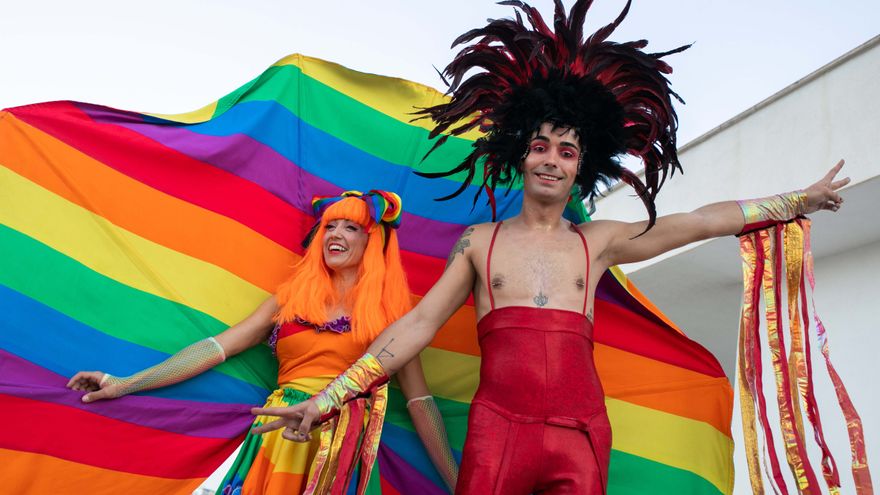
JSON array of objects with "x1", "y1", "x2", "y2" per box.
[
  {"x1": 804, "y1": 159, "x2": 850, "y2": 214},
  {"x1": 251, "y1": 399, "x2": 322, "y2": 442}
]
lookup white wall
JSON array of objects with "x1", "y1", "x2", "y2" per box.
[{"x1": 595, "y1": 36, "x2": 880, "y2": 494}]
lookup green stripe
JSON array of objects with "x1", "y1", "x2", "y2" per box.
[
  {"x1": 608, "y1": 449, "x2": 726, "y2": 495},
  {"x1": 0, "y1": 224, "x2": 276, "y2": 389},
  {"x1": 213, "y1": 64, "x2": 506, "y2": 186}
]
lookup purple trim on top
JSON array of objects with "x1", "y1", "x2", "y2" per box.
[
  {"x1": 268, "y1": 323, "x2": 281, "y2": 356},
  {"x1": 269, "y1": 316, "x2": 352, "y2": 355},
  {"x1": 0, "y1": 349, "x2": 253, "y2": 439},
  {"x1": 297, "y1": 315, "x2": 351, "y2": 334}
]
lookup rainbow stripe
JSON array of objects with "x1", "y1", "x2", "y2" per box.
[{"x1": 0, "y1": 53, "x2": 733, "y2": 494}]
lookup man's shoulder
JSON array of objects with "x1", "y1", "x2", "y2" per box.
[{"x1": 455, "y1": 222, "x2": 496, "y2": 251}]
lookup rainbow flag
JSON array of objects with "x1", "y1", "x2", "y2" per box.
[{"x1": 0, "y1": 54, "x2": 734, "y2": 494}]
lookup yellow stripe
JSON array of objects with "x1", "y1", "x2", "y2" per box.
[
  {"x1": 275, "y1": 54, "x2": 484, "y2": 141},
  {"x1": 0, "y1": 166, "x2": 267, "y2": 325},
  {"x1": 421, "y1": 346, "x2": 480, "y2": 403},
  {"x1": 607, "y1": 397, "x2": 734, "y2": 494},
  {"x1": 144, "y1": 101, "x2": 218, "y2": 124},
  {"x1": 255, "y1": 391, "x2": 320, "y2": 477}
]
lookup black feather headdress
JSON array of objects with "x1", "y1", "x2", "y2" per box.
[{"x1": 415, "y1": 0, "x2": 689, "y2": 228}]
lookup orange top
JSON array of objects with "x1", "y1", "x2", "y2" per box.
[{"x1": 274, "y1": 320, "x2": 367, "y2": 386}]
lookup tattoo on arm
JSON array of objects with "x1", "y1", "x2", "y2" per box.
[
  {"x1": 376, "y1": 338, "x2": 396, "y2": 363},
  {"x1": 445, "y1": 227, "x2": 475, "y2": 269},
  {"x1": 587, "y1": 309, "x2": 593, "y2": 321},
  {"x1": 533, "y1": 290, "x2": 548, "y2": 307}
]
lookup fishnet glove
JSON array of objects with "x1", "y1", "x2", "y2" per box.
[
  {"x1": 408, "y1": 395, "x2": 459, "y2": 492},
  {"x1": 96, "y1": 337, "x2": 226, "y2": 399}
]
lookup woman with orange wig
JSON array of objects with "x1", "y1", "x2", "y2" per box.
[{"x1": 67, "y1": 190, "x2": 459, "y2": 494}]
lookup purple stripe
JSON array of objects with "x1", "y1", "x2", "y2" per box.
[
  {"x1": 78, "y1": 104, "x2": 462, "y2": 259},
  {"x1": 0, "y1": 349, "x2": 254, "y2": 439},
  {"x1": 595, "y1": 271, "x2": 670, "y2": 328},
  {"x1": 378, "y1": 443, "x2": 448, "y2": 495}
]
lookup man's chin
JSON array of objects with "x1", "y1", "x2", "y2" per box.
[{"x1": 526, "y1": 187, "x2": 570, "y2": 205}]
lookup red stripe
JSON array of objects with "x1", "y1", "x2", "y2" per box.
[
  {"x1": 10, "y1": 102, "x2": 302, "y2": 252},
  {"x1": 380, "y1": 476, "x2": 403, "y2": 495},
  {"x1": 595, "y1": 299, "x2": 726, "y2": 378},
  {"x1": 0, "y1": 394, "x2": 241, "y2": 479}
]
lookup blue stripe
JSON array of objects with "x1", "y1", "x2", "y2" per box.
[
  {"x1": 168, "y1": 100, "x2": 524, "y2": 224},
  {"x1": 0, "y1": 283, "x2": 269, "y2": 405}
]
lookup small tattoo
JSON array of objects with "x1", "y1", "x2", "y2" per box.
[
  {"x1": 446, "y1": 227, "x2": 475, "y2": 269},
  {"x1": 575, "y1": 277, "x2": 586, "y2": 290},
  {"x1": 376, "y1": 338, "x2": 396, "y2": 362},
  {"x1": 534, "y1": 290, "x2": 548, "y2": 307},
  {"x1": 491, "y1": 276, "x2": 504, "y2": 288},
  {"x1": 587, "y1": 309, "x2": 594, "y2": 321}
]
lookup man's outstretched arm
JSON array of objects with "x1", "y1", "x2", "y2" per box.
[
  {"x1": 251, "y1": 225, "x2": 480, "y2": 440},
  {"x1": 592, "y1": 160, "x2": 850, "y2": 268}
]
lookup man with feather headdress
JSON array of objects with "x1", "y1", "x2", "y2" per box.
[{"x1": 253, "y1": 1, "x2": 849, "y2": 493}]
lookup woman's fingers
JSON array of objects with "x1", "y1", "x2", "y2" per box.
[
  {"x1": 67, "y1": 371, "x2": 105, "y2": 392},
  {"x1": 82, "y1": 387, "x2": 113, "y2": 403}
]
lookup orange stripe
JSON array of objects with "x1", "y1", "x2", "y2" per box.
[
  {"x1": 244, "y1": 446, "x2": 307, "y2": 494},
  {"x1": 0, "y1": 112, "x2": 296, "y2": 292},
  {"x1": 596, "y1": 343, "x2": 733, "y2": 435},
  {"x1": 424, "y1": 297, "x2": 481, "y2": 357},
  {"x1": 0, "y1": 448, "x2": 203, "y2": 495}
]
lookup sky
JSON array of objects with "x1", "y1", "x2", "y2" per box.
[{"x1": 1, "y1": 0, "x2": 878, "y2": 147}]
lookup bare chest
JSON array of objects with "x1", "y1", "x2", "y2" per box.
[{"x1": 475, "y1": 230, "x2": 589, "y2": 313}]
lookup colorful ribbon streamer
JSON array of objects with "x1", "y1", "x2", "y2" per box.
[{"x1": 738, "y1": 219, "x2": 873, "y2": 494}]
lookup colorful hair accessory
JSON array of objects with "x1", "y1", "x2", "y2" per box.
[
  {"x1": 311, "y1": 190, "x2": 402, "y2": 229},
  {"x1": 415, "y1": 0, "x2": 688, "y2": 228}
]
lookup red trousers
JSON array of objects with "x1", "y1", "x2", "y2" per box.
[
  {"x1": 455, "y1": 307, "x2": 612, "y2": 494},
  {"x1": 456, "y1": 401, "x2": 611, "y2": 494}
]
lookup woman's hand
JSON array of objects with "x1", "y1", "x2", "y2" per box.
[
  {"x1": 66, "y1": 371, "x2": 124, "y2": 403},
  {"x1": 250, "y1": 399, "x2": 322, "y2": 442},
  {"x1": 804, "y1": 159, "x2": 850, "y2": 214}
]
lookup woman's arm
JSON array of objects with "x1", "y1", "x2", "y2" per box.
[
  {"x1": 68, "y1": 296, "x2": 278, "y2": 402},
  {"x1": 398, "y1": 357, "x2": 459, "y2": 492}
]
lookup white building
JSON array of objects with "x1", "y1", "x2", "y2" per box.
[{"x1": 594, "y1": 36, "x2": 880, "y2": 494}]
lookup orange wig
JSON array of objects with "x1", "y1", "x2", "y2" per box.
[{"x1": 274, "y1": 196, "x2": 411, "y2": 345}]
